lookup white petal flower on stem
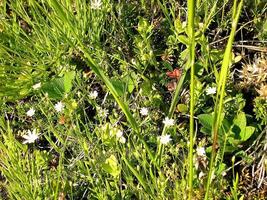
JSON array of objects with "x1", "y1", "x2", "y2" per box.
[
  {"x1": 97, "y1": 107, "x2": 108, "y2": 118},
  {"x1": 206, "y1": 87, "x2": 216, "y2": 95},
  {"x1": 140, "y1": 107, "x2": 148, "y2": 116},
  {"x1": 159, "y1": 135, "x2": 172, "y2": 145},
  {"x1": 91, "y1": 0, "x2": 102, "y2": 10},
  {"x1": 22, "y1": 129, "x2": 39, "y2": 144},
  {"x1": 89, "y1": 90, "x2": 98, "y2": 99},
  {"x1": 115, "y1": 130, "x2": 123, "y2": 138},
  {"x1": 54, "y1": 102, "x2": 64, "y2": 113},
  {"x1": 196, "y1": 147, "x2": 206, "y2": 157},
  {"x1": 112, "y1": 128, "x2": 126, "y2": 144},
  {"x1": 32, "y1": 82, "x2": 41, "y2": 90},
  {"x1": 199, "y1": 171, "x2": 205, "y2": 179},
  {"x1": 26, "y1": 108, "x2": 35, "y2": 117},
  {"x1": 119, "y1": 136, "x2": 126, "y2": 144},
  {"x1": 163, "y1": 117, "x2": 175, "y2": 126}
]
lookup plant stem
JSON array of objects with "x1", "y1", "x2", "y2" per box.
[
  {"x1": 187, "y1": 0, "x2": 196, "y2": 199},
  {"x1": 204, "y1": 1, "x2": 243, "y2": 199}
]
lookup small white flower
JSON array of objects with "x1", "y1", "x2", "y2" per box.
[
  {"x1": 115, "y1": 130, "x2": 123, "y2": 138},
  {"x1": 97, "y1": 107, "x2": 108, "y2": 118},
  {"x1": 159, "y1": 135, "x2": 172, "y2": 145},
  {"x1": 140, "y1": 107, "x2": 148, "y2": 116},
  {"x1": 91, "y1": 0, "x2": 102, "y2": 10},
  {"x1": 196, "y1": 147, "x2": 206, "y2": 157},
  {"x1": 222, "y1": 171, "x2": 227, "y2": 177},
  {"x1": 119, "y1": 136, "x2": 126, "y2": 144},
  {"x1": 26, "y1": 108, "x2": 35, "y2": 117},
  {"x1": 54, "y1": 102, "x2": 64, "y2": 113},
  {"x1": 22, "y1": 129, "x2": 39, "y2": 144},
  {"x1": 163, "y1": 117, "x2": 175, "y2": 126},
  {"x1": 112, "y1": 128, "x2": 126, "y2": 143},
  {"x1": 182, "y1": 21, "x2": 187, "y2": 28},
  {"x1": 198, "y1": 171, "x2": 205, "y2": 179},
  {"x1": 206, "y1": 87, "x2": 216, "y2": 95},
  {"x1": 32, "y1": 82, "x2": 41, "y2": 90},
  {"x1": 89, "y1": 90, "x2": 98, "y2": 99}
]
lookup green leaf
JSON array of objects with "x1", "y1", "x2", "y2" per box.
[
  {"x1": 200, "y1": 127, "x2": 212, "y2": 135},
  {"x1": 102, "y1": 155, "x2": 120, "y2": 178},
  {"x1": 64, "y1": 71, "x2": 75, "y2": 93},
  {"x1": 198, "y1": 114, "x2": 213, "y2": 132},
  {"x1": 220, "y1": 118, "x2": 231, "y2": 135},
  {"x1": 240, "y1": 126, "x2": 255, "y2": 141},
  {"x1": 42, "y1": 77, "x2": 65, "y2": 99},
  {"x1": 233, "y1": 112, "x2": 246, "y2": 132},
  {"x1": 177, "y1": 35, "x2": 189, "y2": 45},
  {"x1": 140, "y1": 81, "x2": 152, "y2": 96},
  {"x1": 42, "y1": 71, "x2": 75, "y2": 99},
  {"x1": 177, "y1": 104, "x2": 188, "y2": 113},
  {"x1": 123, "y1": 74, "x2": 135, "y2": 94},
  {"x1": 198, "y1": 113, "x2": 231, "y2": 137},
  {"x1": 110, "y1": 79, "x2": 126, "y2": 97}
]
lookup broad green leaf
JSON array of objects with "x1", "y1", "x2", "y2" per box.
[
  {"x1": 240, "y1": 126, "x2": 255, "y2": 141},
  {"x1": 110, "y1": 79, "x2": 126, "y2": 97},
  {"x1": 123, "y1": 75, "x2": 134, "y2": 94},
  {"x1": 200, "y1": 127, "x2": 211, "y2": 135},
  {"x1": 198, "y1": 114, "x2": 213, "y2": 132},
  {"x1": 102, "y1": 155, "x2": 120, "y2": 178},
  {"x1": 140, "y1": 81, "x2": 152, "y2": 96},
  {"x1": 177, "y1": 104, "x2": 188, "y2": 113},
  {"x1": 233, "y1": 112, "x2": 246, "y2": 132},
  {"x1": 42, "y1": 77, "x2": 65, "y2": 99},
  {"x1": 64, "y1": 71, "x2": 75, "y2": 93},
  {"x1": 42, "y1": 71, "x2": 75, "y2": 99},
  {"x1": 198, "y1": 113, "x2": 231, "y2": 136}
]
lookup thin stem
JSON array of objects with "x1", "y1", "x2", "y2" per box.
[
  {"x1": 187, "y1": 0, "x2": 196, "y2": 198},
  {"x1": 204, "y1": 0, "x2": 243, "y2": 199}
]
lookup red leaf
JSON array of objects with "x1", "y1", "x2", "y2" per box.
[{"x1": 166, "y1": 69, "x2": 182, "y2": 79}]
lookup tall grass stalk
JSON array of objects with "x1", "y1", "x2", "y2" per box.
[
  {"x1": 204, "y1": 0, "x2": 243, "y2": 199},
  {"x1": 156, "y1": 2, "x2": 196, "y2": 193},
  {"x1": 187, "y1": 0, "x2": 196, "y2": 199}
]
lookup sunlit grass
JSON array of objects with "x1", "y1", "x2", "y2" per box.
[{"x1": 0, "y1": 0, "x2": 266, "y2": 199}]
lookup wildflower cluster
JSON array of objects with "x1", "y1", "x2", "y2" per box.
[{"x1": 21, "y1": 101, "x2": 66, "y2": 144}]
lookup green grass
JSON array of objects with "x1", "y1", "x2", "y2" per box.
[{"x1": 0, "y1": 0, "x2": 267, "y2": 199}]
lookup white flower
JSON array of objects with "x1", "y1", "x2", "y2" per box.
[
  {"x1": 112, "y1": 128, "x2": 126, "y2": 143},
  {"x1": 54, "y1": 102, "x2": 64, "y2": 113},
  {"x1": 196, "y1": 147, "x2": 206, "y2": 157},
  {"x1": 115, "y1": 130, "x2": 123, "y2": 138},
  {"x1": 222, "y1": 171, "x2": 227, "y2": 177},
  {"x1": 206, "y1": 87, "x2": 216, "y2": 95},
  {"x1": 89, "y1": 90, "x2": 98, "y2": 99},
  {"x1": 163, "y1": 117, "x2": 175, "y2": 126},
  {"x1": 22, "y1": 129, "x2": 39, "y2": 144},
  {"x1": 199, "y1": 171, "x2": 205, "y2": 179},
  {"x1": 97, "y1": 107, "x2": 108, "y2": 118},
  {"x1": 119, "y1": 136, "x2": 126, "y2": 144},
  {"x1": 182, "y1": 21, "x2": 187, "y2": 28},
  {"x1": 159, "y1": 135, "x2": 172, "y2": 144},
  {"x1": 91, "y1": 0, "x2": 102, "y2": 10},
  {"x1": 140, "y1": 107, "x2": 148, "y2": 116},
  {"x1": 26, "y1": 108, "x2": 35, "y2": 117},
  {"x1": 32, "y1": 82, "x2": 41, "y2": 90}
]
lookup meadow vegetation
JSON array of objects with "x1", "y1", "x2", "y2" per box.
[{"x1": 0, "y1": 0, "x2": 267, "y2": 199}]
